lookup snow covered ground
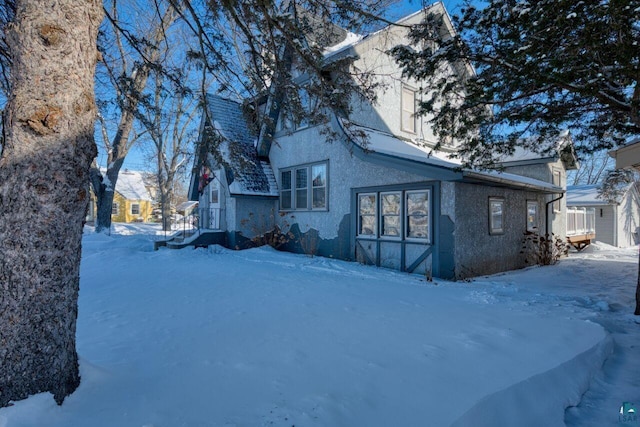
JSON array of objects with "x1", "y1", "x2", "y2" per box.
[{"x1": 1, "y1": 223, "x2": 638, "y2": 427}]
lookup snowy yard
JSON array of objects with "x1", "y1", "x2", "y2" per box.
[{"x1": 1, "y1": 223, "x2": 638, "y2": 427}]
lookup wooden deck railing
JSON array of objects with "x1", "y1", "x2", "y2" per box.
[{"x1": 566, "y1": 207, "x2": 596, "y2": 250}]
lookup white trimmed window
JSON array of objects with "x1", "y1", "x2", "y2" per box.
[
  {"x1": 311, "y1": 163, "x2": 327, "y2": 209},
  {"x1": 489, "y1": 197, "x2": 505, "y2": 235},
  {"x1": 280, "y1": 162, "x2": 328, "y2": 211},
  {"x1": 277, "y1": 89, "x2": 317, "y2": 132},
  {"x1": 131, "y1": 203, "x2": 140, "y2": 215},
  {"x1": 112, "y1": 202, "x2": 119, "y2": 215},
  {"x1": 526, "y1": 201, "x2": 538, "y2": 231},
  {"x1": 401, "y1": 86, "x2": 416, "y2": 133},
  {"x1": 295, "y1": 168, "x2": 308, "y2": 209},
  {"x1": 280, "y1": 170, "x2": 292, "y2": 210}
]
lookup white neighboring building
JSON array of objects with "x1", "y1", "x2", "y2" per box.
[{"x1": 567, "y1": 184, "x2": 640, "y2": 247}]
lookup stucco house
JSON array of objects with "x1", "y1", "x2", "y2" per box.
[
  {"x1": 567, "y1": 184, "x2": 640, "y2": 248},
  {"x1": 186, "y1": 3, "x2": 577, "y2": 279}
]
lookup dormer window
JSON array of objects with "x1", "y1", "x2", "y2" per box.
[
  {"x1": 277, "y1": 88, "x2": 318, "y2": 132},
  {"x1": 401, "y1": 85, "x2": 416, "y2": 133}
]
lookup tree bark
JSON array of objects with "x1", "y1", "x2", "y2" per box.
[{"x1": 0, "y1": 0, "x2": 102, "y2": 407}]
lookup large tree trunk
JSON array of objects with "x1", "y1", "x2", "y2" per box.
[{"x1": 0, "y1": 0, "x2": 102, "y2": 407}]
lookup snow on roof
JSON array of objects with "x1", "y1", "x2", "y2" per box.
[
  {"x1": 323, "y1": 31, "x2": 364, "y2": 57},
  {"x1": 205, "y1": 95, "x2": 278, "y2": 197},
  {"x1": 115, "y1": 170, "x2": 152, "y2": 201},
  {"x1": 566, "y1": 185, "x2": 601, "y2": 206},
  {"x1": 566, "y1": 184, "x2": 634, "y2": 206},
  {"x1": 323, "y1": 2, "x2": 444, "y2": 61},
  {"x1": 347, "y1": 123, "x2": 462, "y2": 169},
  {"x1": 176, "y1": 201, "x2": 198, "y2": 213},
  {"x1": 340, "y1": 120, "x2": 563, "y2": 193},
  {"x1": 497, "y1": 133, "x2": 573, "y2": 165}
]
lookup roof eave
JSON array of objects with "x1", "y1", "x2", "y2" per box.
[{"x1": 462, "y1": 171, "x2": 563, "y2": 194}]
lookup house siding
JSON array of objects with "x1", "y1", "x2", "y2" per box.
[
  {"x1": 567, "y1": 186, "x2": 640, "y2": 248},
  {"x1": 618, "y1": 191, "x2": 640, "y2": 247},
  {"x1": 344, "y1": 4, "x2": 454, "y2": 149},
  {"x1": 106, "y1": 192, "x2": 153, "y2": 224},
  {"x1": 270, "y1": 126, "x2": 444, "y2": 244},
  {"x1": 504, "y1": 160, "x2": 568, "y2": 238},
  {"x1": 453, "y1": 183, "x2": 545, "y2": 279},
  {"x1": 593, "y1": 205, "x2": 616, "y2": 246}
]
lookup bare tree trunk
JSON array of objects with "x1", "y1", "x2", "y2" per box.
[
  {"x1": 0, "y1": 0, "x2": 101, "y2": 407},
  {"x1": 92, "y1": 4, "x2": 178, "y2": 233}
]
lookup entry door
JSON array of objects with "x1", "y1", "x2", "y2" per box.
[{"x1": 209, "y1": 176, "x2": 220, "y2": 229}]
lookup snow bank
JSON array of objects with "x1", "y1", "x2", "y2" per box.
[
  {"x1": 0, "y1": 225, "x2": 624, "y2": 426},
  {"x1": 452, "y1": 333, "x2": 613, "y2": 427}
]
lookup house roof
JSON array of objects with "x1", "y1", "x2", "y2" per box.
[
  {"x1": 115, "y1": 170, "x2": 152, "y2": 201},
  {"x1": 566, "y1": 185, "x2": 603, "y2": 206},
  {"x1": 205, "y1": 95, "x2": 278, "y2": 197},
  {"x1": 566, "y1": 183, "x2": 637, "y2": 206},
  {"x1": 495, "y1": 132, "x2": 579, "y2": 170},
  {"x1": 338, "y1": 119, "x2": 564, "y2": 194},
  {"x1": 322, "y1": 2, "x2": 450, "y2": 63},
  {"x1": 609, "y1": 137, "x2": 640, "y2": 171},
  {"x1": 176, "y1": 200, "x2": 199, "y2": 214}
]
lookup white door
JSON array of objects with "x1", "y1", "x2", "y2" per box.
[{"x1": 209, "y1": 176, "x2": 220, "y2": 229}]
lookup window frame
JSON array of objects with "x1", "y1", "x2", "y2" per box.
[
  {"x1": 130, "y1": 203, "x2": 140, "y2": 216},
  {"x1": 380, "y1": 191, "x2": 402, "y2": 239},
  {"x1": 276, "y1": 87, "x2": 317, "y2": 132},
  {"x1": 405, "y1": 190, "x2": 430, "y2": 242},
  {"x1": 401, "y1": 85, "x2": 417, "y2": 134},
  {"x1": 489, "y1": 197, "x2": 505, "y2": 235},
  {"x1": 295, "y1": 167, "x2": 309, "y2": 210},
  {"x1": 279, "y1": 161, "x2": 328, "y2": 212},
  {"x1": 355, "y1": 188, "x2": 431, "y2": 243},
  {"x1": 280, "y1": 170, "x2": 292, "y2": 210},
  {"x1": 111, "y1": 202, "x2": 119, "y2": 216},
  {"x1": 357, "y1": 192, "x2": 378, "y2": 238},
  {"x1": 311, "y1": 163, "x2": 327, "y2": 209},
  {"x1": 526, "y1": 200, "x2": 538, "y2": 232},
  {"x1": 552, "y1": 169, "x2": 562, "y2": 213}
]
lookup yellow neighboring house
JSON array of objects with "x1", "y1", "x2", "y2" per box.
[
  {"x1": 88, "y1": 170, "x2": 154, "y2": 223},
  {"x1": 111, "y1": 170, "x2": 153, "y2": 223}
]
